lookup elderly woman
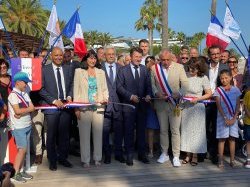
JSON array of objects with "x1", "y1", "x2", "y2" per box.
[
  {"x1": 181, "y1": 57, "x2": 212, "y2": 166},
  {"x1": 74, "y1": 50, "x2": 109, "y2": 167},
  {"x1": 228, "y1": 55, "x2": 243, "y2": 91}
]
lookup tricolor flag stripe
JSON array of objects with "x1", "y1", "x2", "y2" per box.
[
  {"x1": 206, "y1": 15, "x2": 230, "y2": 51},
  {"x1": 155, "y1": 64, "x2": 175, "y2": 105},
  {"x1": 11, "y1": 58, "x2": 42, "y2": 91},
  {"x1": 216, "y1": 87, "x2": 234, "y2": 117}
]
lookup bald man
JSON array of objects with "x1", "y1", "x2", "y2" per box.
[{"x1": 39, "y1": 47, "x2": 73, "y2": 171}]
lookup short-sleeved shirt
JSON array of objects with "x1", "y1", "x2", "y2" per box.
[
  {"x1": 243, "y1": 91, "x2": 250, "y2": 125},
  {"x1": 8, "y1": 87, "x2": 32, "y2": 129}
]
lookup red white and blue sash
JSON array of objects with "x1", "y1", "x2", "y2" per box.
[
  {"x1": 155, "y1": 63, "x2": 175, "y2": 105},
  {"x1": 216, "y1": 86, "x2": 234, "y2": 117},
  {"x1": 12, "y1": 91, "x2": 29, "y2": 108}
]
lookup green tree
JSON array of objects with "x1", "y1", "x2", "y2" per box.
[
  {"x1": 98, "y1": 32, "x2": 114, "y2": 46},
  {"x1": 176, "y1": 32, "x2": 186, "y2": 44},
  {"x1": 135, "y1": 0, "x2": 161, "y2": 54},
  {"x1": 189, "y1": 32, "x2": 206, "y2": 49},
  {"x1": 169, "y1": 44, "x2": 181, "y2": 56},
  {"x1": 0, "y1": 0, "x2": 48, "y2": 38},
  {"x1": 168, "y1": 28, "x2": 176, "y2": 40},
  {"x1": 83, "y1": 30, "x2": 100, "y2": 47}
]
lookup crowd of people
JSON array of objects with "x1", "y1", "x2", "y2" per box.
[{"x1": 0, "y1": 39, "x2": 250, "y2": 184}]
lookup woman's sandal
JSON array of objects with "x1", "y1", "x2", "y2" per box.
[
  {"x1": 230, "y1": 160, "x2": 236, "y2": 168},
  {"x1": 217, "y1": 161, "x2": 224, "y2": 169},
  {"x1": 190, "y1": 157, "x2": 198, "y2": 166},
  {"x1": 182, "y1": 157, "x2": 190, "y2": 164}
]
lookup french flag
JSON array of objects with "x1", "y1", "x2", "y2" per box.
[
  {"x1": 206, "y1": 15, "x2": 230, "y2": 51},
  {"x1": 10, "y1": 58, "x2": 42, "y2": 91},
  {"x1": 62, "y1": 10, "x2": 87, "y2": 58}
]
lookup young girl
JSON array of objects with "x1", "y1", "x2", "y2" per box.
[{"x1": 214, "y1": 69, "x2": 241, "y2": 168}]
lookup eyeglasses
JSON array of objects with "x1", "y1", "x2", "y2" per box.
[
  {"x1": 0, "y1": 66, "x2": 7, "y2": 70},
  {"x1": 181, "y1": 57, "x2": 189, "y2": 60},
  {"x1": 228, "y1": 60, "x2": 237, "y2": 63}
]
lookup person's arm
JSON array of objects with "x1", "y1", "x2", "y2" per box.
[
  {"x1": 101, "y1": 71, "x2": 109, "y2": 104},
  {"x1": 228, "y1": 97, "x2": 241, "y2": 126},
  {"x1": 179, "y1": 65, "x2": 189, "y2": 95},
  {"x1": 190, "y1": 89, "x2": 212, "y2": 103},
  {"x1": 215, "y1": 96, "x2": 230, "y2": 125},
  {"x1": 12, "y1": 102, "x2": 35, "y2": 116}
]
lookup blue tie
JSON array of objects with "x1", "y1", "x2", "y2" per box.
[
  {"x1": 109, "y1": 65, "x2": 114, "y2": 84},
  {"x1": 57, "y1": 67, "x2": 64, "y2": 100}
]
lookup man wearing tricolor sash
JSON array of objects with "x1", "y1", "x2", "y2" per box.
[{"x1": 151, "y1": 49, "x2": 189, "y2": 167}]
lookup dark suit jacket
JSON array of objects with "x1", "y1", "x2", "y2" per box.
[
  {"x1": 206, "y1": 62, "x2": 229, "y2": 87},
  {"x1": 102, "y1": 63, "x2": 122, "y2": 117},
  {"x1": 117, "y1": 64, "x2": 152, "y2": 112},
  {"x1": 39, "y1": 63, "x2": 73, "y2": 113}
]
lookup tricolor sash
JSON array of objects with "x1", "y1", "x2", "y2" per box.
[
  {"x1": 12, "y1": 91, "x2": 29, "y2": 108},
  {"x1": 216, "y1": 86, "x2": 235, "y2": 117},
  {"x1": 155, "y1": 63, "x2": 175, "y2": 105}
]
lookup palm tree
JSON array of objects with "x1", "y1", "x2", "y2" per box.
[
  {"x1": 168, "y1": 28, "x2": 176, "y2": 40},
  {"x1": 161, "y1": 0, "x2": 168, "y2": 49},
  {"x1": 98, "y1": 32, "x2": 113, "y2": 46},
  {"x1": 176, "y1": 32, "x2": 186, "y2": 44},
  {"x1": 135, "y1": 0, "x2": 161, "y2": 54},
  {"x1": 83, "y1": 30, "x2": 100, "y2": 48},
  {"x1": 0, "y1": 0, "x2": 48, "y2": 38},
  {"x1": 189, "y1": 32, "x2": 206, "y2": 49}
]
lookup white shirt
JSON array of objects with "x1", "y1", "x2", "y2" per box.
[
  {"x1": 130, "y1": 63, "x2": 140, "y2": 78},
  {"x1": 209, "y1": 63, "x2": 219, "y2": 93},
  {"x1": 141, "y1": 55, "x2": 149, "y2": 66},
  {"x1": 52, "y1": 63, "x2": 66, "y2": 100},
  {"x1": 105, "y1": 62, "x2": 116, "y2": 78},
  {"x1": 8, "y1": 88, "x2": 32, "y2": 129}
]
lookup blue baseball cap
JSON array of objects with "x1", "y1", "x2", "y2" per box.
[{"x1": 13, "y1": 72, "x2": 32, "y2": 83}]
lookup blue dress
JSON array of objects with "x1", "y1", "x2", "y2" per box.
[{"x1": 146, "y1": 102, "x2": 160, "y2": 130}]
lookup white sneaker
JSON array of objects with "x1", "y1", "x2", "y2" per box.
[
  {"x1": 173, "y1": 157, "x2": 181, "y2": 167},
  {"x1": 157, "y1": 153, "x2": 169, "y2": 164}
]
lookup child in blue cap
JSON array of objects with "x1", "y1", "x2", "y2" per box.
[{"x1": 8, "y1": 71, "x2": 35, "y2": 183}]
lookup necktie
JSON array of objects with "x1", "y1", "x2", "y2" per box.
[
  {"x1": 134, "y1": 66, "x2": 140, "y2": 94},
  {"x1": 109, "y1": 65, "x2": 114, "y2": 84},
  {"x1": 56, "y1": 67, "x2": 64, "y2": 100}
]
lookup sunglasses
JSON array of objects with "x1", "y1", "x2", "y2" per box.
[
  {"x1": 0, "y1": 66, "x2": 7, "y2": 70},
  {"x1": 228, "y1": 60, "x2": 237, "y2": 63},
  {"x1": 181, "y1": 57, "x2": 189, "y2": 60}
]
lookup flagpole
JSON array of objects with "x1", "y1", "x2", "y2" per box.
[
  {"x1": 0, "y1": 17, "x2": 17, "y2": 58},
  {"x1": 0, "y1": 44, "x2": 10, "y2": 60},
  {"x1": 36, "y1": 30, "x2": 47, "y2": 56},
  {"x1": 42, "y1": 8, "x2": 80, "y2": 65},
  {"x1": 209, "y1": 10, "x2": 246, "y2": 60},
  {"x1": 225, "y1": 1, "x2": 248, "y2": 52}
]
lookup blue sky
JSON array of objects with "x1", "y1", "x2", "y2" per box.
[{"x1": 42, "y1": 0, "x2": 250, "y2": 55}]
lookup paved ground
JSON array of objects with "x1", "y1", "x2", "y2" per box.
[{"x1": 14, "y1": 153, "x2": 249, "y2": 187}]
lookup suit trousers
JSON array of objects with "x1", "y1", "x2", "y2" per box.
[
  {"x1": 103, "y1": 111, "x2": 123, "y2": 157},
  {"x1": 32, "y1": 110, "x2": 46, "y2": 155},
  {"x1": 78, "y1": 110, "x2": 104, "y2": 164},
  {"x1": 45, "y1": 110, "x2": 71, "y2": 164},
  {"x1": 123, "y1": 105, "x2": 147, "y2": 156},
  {"x1": 205, "y1": 103, "x2": 218, "y2": 158},
  {"x1": 156, "y1": 102, "x2": 181, "y2": 157}
]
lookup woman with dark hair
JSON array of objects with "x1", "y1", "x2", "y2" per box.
[
  {"x1": 0, "y1": 59, "x2": 12, "y2": 105},
  {"x1": 227, "y1": 55, "x2": 243, "y2": 90},
  {"x1": 74, "y1": 50, "x2": 108, "y2": 168},
  {"x1": 181, "y1": 58, "x2": 212, "y2": 166},
  {"x1": 145, "y1": 56, "x2": 160, "y2": 158}
]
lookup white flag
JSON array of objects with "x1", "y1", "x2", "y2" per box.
[
  {"x1": 0, "y1": 17, "x2": 4, "y2": 30},
  {"x1": 223, "y1": 6, "x2": 241, "y2": 40},
  {"x1": 46, "y1": 5, "x2": 64, "y2": 50}
]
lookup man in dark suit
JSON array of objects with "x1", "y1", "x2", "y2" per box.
[
  {"x1": 102, "y1": 46, "x2": 124, "y2": 164},
  {"x1": 39, "y1": 47, "x2": 73, "y2": 171},
  {"x1": 205, "y1": 45, "x2": 229, "y2": 164},
  {"x1": 117, "y1": 47, "x2": 152, "y2": 166}
]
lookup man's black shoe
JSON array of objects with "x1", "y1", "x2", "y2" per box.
[
  {"x1": 104, "y1": 156, "x2": 111, "y2": 164},
  {"x1": 126, "y1": 154, "x2": 133, "y2": 166},
  {"x1": 58, "y1": 159, "x2": 73, "y2": 168},
  {"x1": 49, "y1": 163, "x2": 57, "y2": 171},
  {"x1": 115, "y1": 156, "x2": 125, "y2": 163},
  {"x1": 138, "y1": 155, "x2": 150, "y2": 164}
]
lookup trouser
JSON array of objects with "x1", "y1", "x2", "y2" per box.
[
  {"x1": 32, "y1": 110, "x2": 46, "y2": 155},
  {"x1": 123, "y1": 106, "x2": 147, "y2": 157},
  {"x1": 78, "y1": 110, "x2": 104, "y2": 164},
  {"x1": 103, "y1": 111, "x2": 123, "y2": 157},
  {"x1": 156, "y1": 103, "x2": 181, "y2": 157},
  {"x1": 206, "y1": 103, "x2": 218, "y2": 158},
  {"x1": 45, "y1": 110, "x2": 71, "y2": 164},
  {"x1": 0, "y1": 128, "x2": 8, "y2": 165}
]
